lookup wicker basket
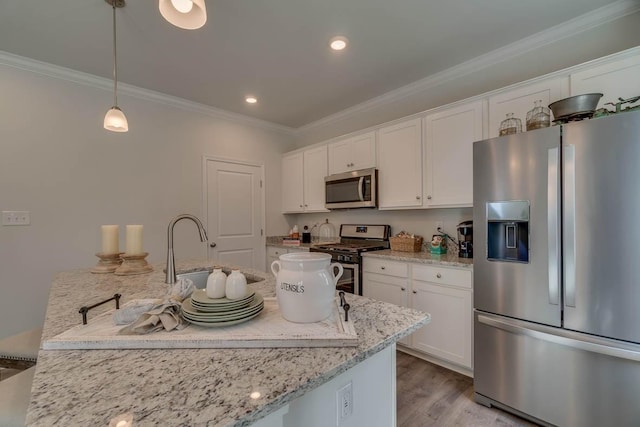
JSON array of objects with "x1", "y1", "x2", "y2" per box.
[{"x1": 389, "y1": 236, "x2": 423, "y2": 252}]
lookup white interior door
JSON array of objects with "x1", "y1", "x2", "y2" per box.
[{"x1": 205, "y1": 158, "x2": 265, "y2": 270}]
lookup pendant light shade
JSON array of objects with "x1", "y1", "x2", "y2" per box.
[
  {"x1": 104, "y1": 0, "x2": 128, "y2": 133},
  {"x1": 104, "y1": 106, "x2": 129, "y2": 132},
  {"x1": 159, "y1": 0, "x2": 207, "y2": 30}
]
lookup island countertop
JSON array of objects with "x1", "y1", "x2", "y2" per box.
[{"x1": 26, "y1": 260, "x2": 429, "y2": 426}]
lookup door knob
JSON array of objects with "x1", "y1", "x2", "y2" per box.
[{"x1": 210, "y1": 242, "x2": 217, "y2": 248}]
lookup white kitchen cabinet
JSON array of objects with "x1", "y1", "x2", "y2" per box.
[
  {"x1": 377, "y1": 118, "x2": 423, "y2": 209},
  {"x1": 363, "y1": 258, "x2": 410, "y2": 346},
  {"x1": 363, "y1": 257, "x2": 473, "y2": 373},
  {"x1": 411, "y1": 264, "x2": 473, "y2": 370},
  {"x1": 424, "y1": 101, "x2": 485, "y2": 207},
  {"x1": 570, "y1": 53, "x2": 640, "y2": 111},
  {"x1": 281, "y1": 146, "x2": 328, "y2": 213},
  {"x1": 327, "y1": 131, "x2": 376, "y2": 175},
  {"x1": 488, "y1": 77, "x2": 569, "y2": 138}
]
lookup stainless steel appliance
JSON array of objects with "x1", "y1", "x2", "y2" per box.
[
  {"x1": 325, "y1": 168, "x2": 378, "y2": 209},
  {"x1": 456, "y1": 220, "x2": 473, "y2": 258},
  {"x1": 310, "y1": 224, "x2": 390, "y2": 295},
  {"x1": 473, "y1": 110, "x2": 640, "y2": 426}
]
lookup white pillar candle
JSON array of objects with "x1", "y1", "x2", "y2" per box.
[
  {"x1": 125, "y1": 225, "x2": 144, "y2": 255},
  {"x1": 101, "y1": 225, "x2": 119, "y2": 255}
]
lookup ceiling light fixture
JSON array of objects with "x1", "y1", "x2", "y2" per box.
[
  {"x1": 104, "y1": 0, "x2": 128, "y2": 133},
  {"x1": 245, "y1": 96, "x2": 258, "y2": 104},
  {"x1": 159, "y1": 0, "x2": 207, "y2": 30},
  {"x1": 329, "y1": 36, "x2": 348, "y2": 51}
]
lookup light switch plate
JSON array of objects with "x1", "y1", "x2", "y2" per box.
[{"x1": 2, "y1": 211, "x2": 31, "y2": 226}]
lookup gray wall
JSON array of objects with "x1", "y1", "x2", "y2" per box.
[{"x1": 0, "y1": 63, "x2": 295, "y2": 338}]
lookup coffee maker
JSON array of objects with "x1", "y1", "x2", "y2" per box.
[{"x1": 457, "y1": 220, "x2": 473, "y2": 258}]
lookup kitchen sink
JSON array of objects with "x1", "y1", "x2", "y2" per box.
[{"x1": 176, "y1": 268, "x2": 260, "y2": 289}]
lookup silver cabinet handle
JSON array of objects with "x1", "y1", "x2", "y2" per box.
[
  {"x1": 210, "y1": 242, "x2": 217, "y2": 248},
  {"x1": 427, "y1": 195, "x2": 432, "y2": 200},
  {"x1": 304, "y1": 204, "x2": 308, "y2": 207},
  {"x1": 401, "y1": 287, "x2": 406, "y2": 291},
  {"x1": 478, "y1": 313, "x2": 640, "y2": 362},
  {"x1": 436, "y1": 273, "x2": 441, "y2": 278},
  {"x1": 563, "y1": 144, "x2": 576, "y2": 307},
  {"x1": 412, "y1": 290, "x2": 417, "y2": 294},
  {"x1": 548, "y1": 147, "x2": 560, "y2": 305},
  {"x1": 299, "y1": 204, "x2": 303, "y2": 208}
]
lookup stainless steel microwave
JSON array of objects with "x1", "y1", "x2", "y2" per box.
[{"x1": 325, "y1": 168, "x2": 378, "y2": 209}]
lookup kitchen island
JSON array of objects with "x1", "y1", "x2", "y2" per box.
[{"x1": 26, "y1": 260, "x2": 429, "y2": 426}]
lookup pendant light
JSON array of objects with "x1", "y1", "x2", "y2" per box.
[
  {"x1": 104, "y1": 0, "x2": 129, "y2": 132},
  {"x1": 159, "y1": 0, "x2": 207, "y2": 30}
]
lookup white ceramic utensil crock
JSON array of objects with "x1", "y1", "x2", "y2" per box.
[{"x1": 271, "y1": 252, "x2": 343, "y2": 323}]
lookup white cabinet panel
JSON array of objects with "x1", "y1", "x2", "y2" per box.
[
  {"x1": 489, "y1": 78, "x2": 569, "y2": 138},
  {"x1": 377, "y1": 118, "x2": 423, "y2": 209},
  {"x1": 424, "y1": 101, "x2": 485, "y2": 207},
  {"x1": 328, "y1": 131, "x2": 376, "y2": 175},
  {"x1": 281, "y1": 146, "x2": 328, "y2": 213},
  {"x1": 410, "y1": 280, "x2": 472, "y2": 369},
  {"x1": 362, "y1": 258, "x2": 408, "y2": 277},
  {"x1": 570, "y1": 54, "x2": 640, "y2": 110},
  {"x1": 363, "y1": 272, "x2": 410, "y2": 346}
]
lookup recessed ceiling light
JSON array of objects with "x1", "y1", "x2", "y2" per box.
[
  {"x1": 329, "y1": 36, "x2": 348, "y2": 51},
  {"x1": 245, "y1": 96, "x2": 258, "y2": 104}
]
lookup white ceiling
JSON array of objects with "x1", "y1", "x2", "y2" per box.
[{"x1": 0, "y1": 0, "x2": 627, "y2": 128}]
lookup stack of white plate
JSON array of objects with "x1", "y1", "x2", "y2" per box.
[{"x1": 181, "y1": 289, "x2": 264, "y2": 327}]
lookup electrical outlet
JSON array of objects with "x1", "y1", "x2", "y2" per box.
[
  {"x1": 434, "y1": 221, "x2": 444, "y2": 234},
  {"x1": 2, "y1": 211, "x2": 30, "y2": 226},
  {"x1": 336, "y1": 381, "x2": 353, "y2": 425}
]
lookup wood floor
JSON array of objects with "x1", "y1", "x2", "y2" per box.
[{"x1": 396, "y1": 351, "x2": 539, "y2": 427}]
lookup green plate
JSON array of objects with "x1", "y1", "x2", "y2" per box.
[
  {"x1": 182, "y1": 303, "x2": 264, "y2": 323},
  {"x1": 190, "y1": 298, "x2": 253, "y2": 312},
  {"x1": 190, "y1": 289, "x2": 255, "y2": 307},
  {"x1": 183, "y1": 308, "x2": 264, "y2": 328},
  {"x1": 181, "y1": 293, "x2": 264, "y2": 319}
]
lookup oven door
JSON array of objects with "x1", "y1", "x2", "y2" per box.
[
  {"x1": 325, "y1": 168, "x2": 377, "y2": 209},
  {"x1": 335, "y1": 262, "x2": 360, "y2": 295}
]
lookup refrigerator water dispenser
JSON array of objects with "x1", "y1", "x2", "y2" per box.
[{"x1": 486, "y1": 201, "x2": 530, "y2": 263}]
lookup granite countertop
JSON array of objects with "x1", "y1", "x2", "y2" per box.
[
  {"x1": 27, "y1": 260, "x2": 428, "y2": 426},
  {"x1": 363, "y1": 249, "x2": 474, "y2": 269},
  {"x1": 265, "y1": 236, "x2": 341, "y2": 250}
]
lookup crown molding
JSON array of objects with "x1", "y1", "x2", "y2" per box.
[
  {"x1": 0, "y1": 50, "x2": 295, "y2": 136},
  {"x1": 296, "y1": 0, "x2": 640, "y2": 134}
]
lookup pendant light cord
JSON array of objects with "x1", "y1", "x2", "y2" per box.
[{"x1": 112, "y1": 2, "x2": 118, "y2": 107}]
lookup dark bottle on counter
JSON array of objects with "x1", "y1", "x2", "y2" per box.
[{"x1": 302, "y1": 225, "x2": 311, "y2": 243}]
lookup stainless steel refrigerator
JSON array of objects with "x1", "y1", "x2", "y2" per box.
[{"x1": 473, "y1": 110, "x2": 640, "y2": 427}]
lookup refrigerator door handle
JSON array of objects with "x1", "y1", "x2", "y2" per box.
[
  {"x1": 563, "y1": 144, "x2": 577, "y2": 307},
  {"x1": 547, "y1": 147, "x2": 560, "y2": 305},
  {"x1": 478, "y1": 313, "x2": 640, "y2": 362}
]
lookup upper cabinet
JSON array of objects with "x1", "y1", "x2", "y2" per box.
[
  {"x1": 424, "y1": 101, "x2": 486, "y2": 207},
  {"x1": 377, "y1": 118, "x2": 423, "y2": 209},
  {"x1": 281, "y1": 145, "x2": 328, "y2": 213},
  {"x1": 328, "y1": 131, "x2": 376, "y2": 175},
  {"x1": 570, "y1": 54, "x2": 640, "y2": 110},
  {"x1": 488, "y1": 77, "x2": 569, "y2": 138}
]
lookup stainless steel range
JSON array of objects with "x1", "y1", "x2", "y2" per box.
[{"x1": 310, "y1": 224, "x2": 390, "y2": 295}]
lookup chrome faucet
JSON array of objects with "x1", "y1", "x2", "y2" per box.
[{"x1": 166, "y1": 214, "x2": 208, "y2": 284}]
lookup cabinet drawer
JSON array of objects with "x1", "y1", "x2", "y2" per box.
[
  {"x1": 363, "y1": 258, "x2": 408, "y2": 278},
  {"x1": 412, "y1": 264, "x2": 472, "y2": 289},
  {"x1": 266, "y1": 246, "x2": 288, "y2": 258}
]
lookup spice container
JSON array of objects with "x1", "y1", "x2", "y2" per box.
[{"x1": 499, "y1": 113, "x2": 522, "y2": 136}]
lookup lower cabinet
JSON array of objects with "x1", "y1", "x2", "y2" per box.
[{"x1": 363, "y1": 257, "x2": 473, "y2": 375}]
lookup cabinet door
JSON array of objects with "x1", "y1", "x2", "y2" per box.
[
  {"x1": 570, "y1": 54, "x2": 640, "y2": 110},
  {"x1": 377, "y1": 118, "x2": 423, "y2": 209},
  {"x1": 488, "y1": 77, "x2": 568, "y2": 138},
  {"x1": 350, "y1": 131, "x2": 376, "y2": 171},
  {"x1": 302, "y1": 145, "x2": 329, "y2": 212},
  {"x1": 327, "y1": 139, "x2": 352, "y2": 175},
  {"x1": 424, "y1": 101, "x2": 485, "y2": 207},
  {"x1": 410, "y1": 280, "x2": 472, "y2": 369},
  {"x1": 281, "y1": 152, "x2": 304, "y2": 213},
  {"x1": 363, "y1": 272, "x2": 411, "y2": 346}
]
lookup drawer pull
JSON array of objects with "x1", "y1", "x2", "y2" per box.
[
  {"x1": 412, "y1": 290, "x2": 417, "y2": 294},
  {"x1": 436, "y1": 273, "x2": 442, "y2": 278},
  {"x1": 401, "y1": 287, "x2": 406, "y2": 291},
  {"x1": 381, "y1": 266, "x2": 386, "y2": 270}
]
